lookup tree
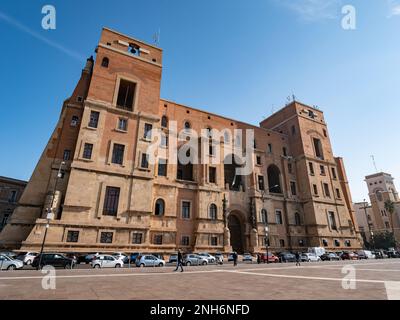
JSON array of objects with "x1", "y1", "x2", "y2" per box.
[
  {"x1": 384, "y1": 200, "x2": 395, "y2": 238},
  {"x1": 373, "y1": 231, "x2": 396, "y2": 250}
]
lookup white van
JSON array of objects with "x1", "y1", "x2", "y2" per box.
[
  {"x1": 357, "y1": 250, "x2": 375, "y2": 259},
  {"x1": 308, "y1": 247, "x2": 326, "y2": 257}
]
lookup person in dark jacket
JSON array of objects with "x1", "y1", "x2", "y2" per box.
[
  {"x1": 257, "y1": 253, "x2": 261, "y2": 264},
  {"x1": 174, "y1": 249, "x2": 184, "y2": 272},
  {"x1": 295, "y1": 252, "x2": 301, "y2": 266},
  {"x1": 233, "y1": 252, "x2": 238, "y2": 266}
]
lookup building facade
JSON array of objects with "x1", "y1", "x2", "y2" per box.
[
  {"x1": 0, "y1": 176, "x2": 27, "y2": 232},
  {"x1": 363, "y1": 172, "x2": 400, "y2": 243},
  {"x1": 354, "y1": 201, "x2": 375, "y2": 244},
  {"x1": 0, "y1": 28, "x2": 362, "y2": 254}
]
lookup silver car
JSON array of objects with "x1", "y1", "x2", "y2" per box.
[
  {"x1": 15, "y1": 252, "x2": 38, "y2": 265},
  {"x1": 0, "y1": 254, "x2": 24, "y2": 270},
  {"x1": 136, "y1": 255, "x2": 165, "y2": 267},
  {"x1": 90, "y1": 255, "x2": 124, "y2": 268},
  {"x1": 197, "y1": 252, "x2": 216, "y2": 263},
  {"x1": 183, "y1": 254, "x2": 208, "y2": 266}
]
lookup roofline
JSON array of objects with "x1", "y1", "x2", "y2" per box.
[
  {"x1": 0, "y1": 176, "x2": 28, "y2": 185},
  {"x1": 160, "y1": 98, "x2": 288, "y2": 137},
  {"x1": 365, "y1": 172, "x2": 394, "y2": 180},
  {"x1": 102, "y1": 27, "x2": 163, "y2": 51}
]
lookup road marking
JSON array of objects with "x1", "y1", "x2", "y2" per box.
[
  {"x1": 223, "y1": 270, "x2": 386, "y2": 284},
  {"x1": 385, "y1": 281, "x2": 400, "y2": 300}
]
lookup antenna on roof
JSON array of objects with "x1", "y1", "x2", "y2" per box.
[
  {"x1": 153, "y1": 28, "x2": 160, "y2": 45},
  {"x1": 371, "y1": 155, "x2": 379, "y2": 173}
]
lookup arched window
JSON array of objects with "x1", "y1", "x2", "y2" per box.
[
  {"x1": 376, "y1": 190, "x2": 383, "y2": 202},
  {"x1": 209, "y1": 204, "x2": 217, "y2": 220},
  {"x1": 161, "y1": 115, "x2": 168, "y2": 128},
  {"x1": 294, "y1": 212, "x2": 301, "y2": 226},
  {"x1": 154, "y1": 199, "x2": 165, "y2": 216},
  {"x1": 223, "y1": 131, "x2": 230, "y2": 143},
  {"x1": 128, "y1": 43, "x2": 140, "y2": 56},
  {"x1": 267, "y1": 165, "x2": 282, "y2": 193},
  {"x1": 261, "y1": 209, "x2": 267, "y2": 224},
  {"x1": 101, "y1": 57, "x2": 109, "y2": 68}
]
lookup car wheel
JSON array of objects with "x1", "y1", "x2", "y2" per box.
[
  {"x1": 140, "y1": 263, "x2": 145, "y2": 268},
  {"x1": 308, "y1": 259, "x2": 311, "y2": 262},
  {"x1": 115, "y1": 264, "x2": 121, "y2": 268},
  {"x1": 7, "y1": 264, "x2": 16, "y2": 270},
  {"x1": 186, "y1": 261, "x2": 191, "y2": 266},
  {"x1": 94, "y1": 264, "x2": 101, "y2": 269},
  {"x1": 26, "y1": 260, "x2": 32, "y2": 265},
  {"x1": 158, "y1": 263, "x2": 163, "y2": 267},
  {"x1": 202, "y1": 261, "x2": 207, "y2": 265}
]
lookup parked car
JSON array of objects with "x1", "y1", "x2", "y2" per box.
[
  {"x1": 386, "y1": 251, "x2": 400, "y2": 258},
  {"x1": 15, "y1": 252, "x2": 39, "y2": 265},
  {"x1": 112, "y1": 252, "x2": 127, "y2": 261},
  {"x1": 308, "y1": 247, "x2": 326, "y2": 257},
  {"x1": 197, "y1": 252, "x2": 216, "y2": 264},
  {"x1": 227, "y1": 253, "x2": 234, "y2": 262},
  {"x1": 0, "y1": 251, "x2": 18, "y2": 259},
  {"x1": 320, "y1": 252, "x2": 340, "y2": 261},
  {"x1": 242, "y1": 253, "x2": 253, "y2": 262},
  {"x1": 373, "y1": 250, "x2": 388, "y2": 259},
  {"x1": 136, "y1": 255, "x2": 165, "y2": 267},
  {"x1": 357, "y1": 250, "x2": 376, "y2": 259},
  {"x1": 168, "y1": 254, "x2": 178, "y2": 264},
  {"x1": 0, "y1": 254, "x2": 24, "y2": 270},
  {"x1": 278, "y1": 252, "x2": 296, "y2": 263},
  {"x1": 84, "y1": 252, "x2": 100, "y2": 264},
  {"x1": 340, "y1": 251, "x2": 358, "y2": 260},
  {"x1": 150, "y1": 253, "x2": 164, "y2": 260},
  {"x1": 64, "y1": 253, "x2": 78, "y2": 264},
  {"x1": 259, "y1": 253, "x2": 279, "y2": 263},
  {"x1": 183, "y1": 254, "x2": 208, "y2": 266},
  {"x1": 301, "y1": 253, "x2": 321, "y2": 262},
  {"x1": 90, "y1": 255, "x2": 124, "y2": 268},
  {"x1": 125, "y1": 252, "x2": 142, "y2": 264},
  {"x1": 215, "y1": 252, "x2": 224, "y2": 263},
  {"x1": 32, "y1": 253, "x2": 76, "y2": 269}
]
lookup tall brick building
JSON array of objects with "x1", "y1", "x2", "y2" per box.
[{"x1": 0, "y1": 28, "x2": 362, "y2": 254}]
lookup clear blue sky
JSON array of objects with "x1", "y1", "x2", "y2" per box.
[{"x1": 0, "y1": 0, "x2": 399, "y2": 202}]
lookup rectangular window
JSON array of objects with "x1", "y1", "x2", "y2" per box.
[
  {"x1": 181, "y1": 236, "x2": 190, "y2": 246},
  {"x1": 385, "y1": 221, "x2": 390, "y2": 229},
  {"x1": 331, "y1": 167, "x2": 337, "y2": 179},
  {"x1": 141, "y1": 153, "x2": 149, "y2": 169},
  {"x1": 313, "y1": 184, "x2": 319, "y2": 196},
  {"x1": 256, "y1": 156, "x2": 261, "y2": 165},
  {"x1": 111, "y1": 143, "x2": 125, "y2": 165},
  {"x1": 103, "y1": 187, "x2": 120, "y2": 216},
  {"x1": 288, "y1": 163, "x2": 293, "y2": 174},
  {"x1": 313, "y1": 138, "x2": 324, "y2": 159},
  {"x1": 8, "y1": 191, "x2": 17, "y2": 203},
  {"x1": 309, "y1": 162, "x2": 315, "y2": 175},
  {"x1": 88, "y1": 111, "x2": 100, "y2": 128},
  {"x1": 290, "y1": 181, "x2": 297, "y2": 196},
  {"x1": 70, "y1": 115, "x2": 79, "y2": 127},
  {"x1": 282, "y1": 147, "x2": 287, "y2": 157},
  {"x1": 66, "y1": 231, "x2": 79, "y2": 243},
  {"x1": 63, "y1": 149, "x2": 71, "y2": 161},
  {"x1": 182, "y1": 201, "x2": 191, "y2": 219},
  {"x1": 160, "y1": 134, "x2": 168, "y2": 147},
  {"x1": 291, "y1": 125, "x2": 296, "y2": 135},
  {"x1": 267, "y1": 143, "x2": 272, "y2": 153},
  {"x1": 320, "y1": 165, "x2": 326, "y2": 175},
  {"x1": 328, "y1": 212, "x2": 337, "y2": 230},
  {"x1": 1, "y1": 214, "x2": 10, "y2": 227},
  {"x1": 154, "y1": 234, "x2": 163, "y2": 245},
  {"x1": 258, "y1": 176, "x2": 265, "y2": 191},
  {"x1": 279, "y1": 239, "x2": 285, "y2": 247},
  {"x1": 323, "y1": 183, "x2": 331, "y2": 197},
  {"x1": 118, "y1": 118, "x2": 128, "y2": 131},
  {"x1": 336, "y1": 188, "x2": 341, "y2": 199},
  {"x1": 144, "y1": 123, "x2": 152, "y2": 140},
  {"x1": 100, "y1": 232, "x2": 113, "y2": 243},
  {"x1": 210, "y1": 236, "x2": 218, "y2": 246},
  {"x1": 275, "y1": 210, "x2": 283, "y2": 224},
  {"x1": 83, "y1": 143, "x2": 93, "y2": 159},
  {"x1": 209, "y1": 167, "x2": 216, "y2": 183},
  {"x1": 157, "y1": 158, "x2": 167, "y2": 177},
  {"x1": 209, "y1": 144, "x2": 215, "y2": 156},
  {"x1": 132, "y1": 233, "x2": 143, "y2": 244},
  {"x1": 116, "y1": 79, "x2": 136, "y2": 111}
]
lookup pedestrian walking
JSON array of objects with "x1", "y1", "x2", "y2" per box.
[
  {"x1": 174, "y1": 249, "x2": 184, "y2": 272},
  {"x1": 295, "y1": 252, "x2": 301, "y2": 266},
  {"x1": 233, "y1": 252, "x2": 238, "y2": 266},
  {"x1": 257, "y1": 253, "x2": 261, "y2": 264}
]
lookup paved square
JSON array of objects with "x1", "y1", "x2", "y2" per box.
[{"x1": 0, "y1": 259, "x2": 399, "y2": 300}]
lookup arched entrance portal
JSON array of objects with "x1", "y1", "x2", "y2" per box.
[{"x1": 228, "y1": 214, "x2": 244, "y2": 254}]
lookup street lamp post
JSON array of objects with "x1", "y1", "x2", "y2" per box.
[
  {"x1": 37, "y1": 161, "x2": 65, "y2": 268},
  {"x1": 260, "y1": 189, "x2": 270, "y2": 264}
]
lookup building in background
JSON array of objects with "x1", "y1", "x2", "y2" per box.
[
  {"x1": 0, "y1": 28, "x2": 362, "y2": 253},
  {"x1": 364, "y1": 172, "x2": 400, "y2": 244},
  {"x1": 0, "y1": 176, "x2": 27, "y2": 232},
  {"x1": 354, "y1": 201, "x2": 376, "y2": 245}
]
